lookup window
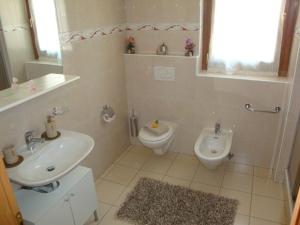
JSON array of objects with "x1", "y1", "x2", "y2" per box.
[
  {"x1": 201, "y1": 0, "x2": 299, "y2": 76},
  {"x1": 25, "y1": 0, "x2": 61, "y2": 61}
]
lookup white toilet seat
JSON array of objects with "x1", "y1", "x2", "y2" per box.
[
  {"x1": 138, "y1": 121, "x2": 177, "y2": 155},
  {"x1": 139, "y1": 121, "x2": 174, "y2": 142}
]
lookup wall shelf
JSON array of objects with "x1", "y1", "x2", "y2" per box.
[
  {"x1": 124, "y1": 53, "x2": 199, "y2": 59},
  {"x1": 0, "y1": 74, "x2": 80, "y2": 113}
]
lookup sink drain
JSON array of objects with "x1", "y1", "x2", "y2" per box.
[
  {"x1": 47, "y1": 166, "x2": 55, "y2": 172},
  {"x1": 210, "y1": 149, "x2": 218, "y2": 154}
]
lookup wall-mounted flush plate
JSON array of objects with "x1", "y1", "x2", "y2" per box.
[{"x1": 153, "y1": 66, "x2": 176, "y2": 81}]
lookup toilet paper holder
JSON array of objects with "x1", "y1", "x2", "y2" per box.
[{"x1": 102, "y1": 105, "x2": 115, "y2": 123}]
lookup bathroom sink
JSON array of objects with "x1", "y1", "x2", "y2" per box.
[{"x1": 8, "y1": 130, "x2": 94, "y2": 187}]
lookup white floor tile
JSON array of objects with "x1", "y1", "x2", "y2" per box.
[
  {"x1": 84, "y1": 201, "x2": 112, "y2": 224},
  {"x1": 234, "y1": 214, "x2": 250, "y2": 225},
  {"x1": 97, "y1": 145, "x2": 290, "y2": 225},
  {"x1": 222, "y1": 172, "x2": 253, "y2": 193},
  {"x1": 100, "y1": 207, "x2": 132, "y2": 225},
  {"x1": 113, "y1": 187, "x2": 134, "y2": 206},
  {"x1": 103, "y1": 164, "x2": 138, "y2": 185},
  {"x1": 142, "y1": 157, "x2": 173, "y2": 174},
  {"x1": 129, "y1": 145, "x2": 152, "y2": 155},
  {"x1": 251, "y1": 195, "x2": 287, "y2": 224},
  {"x1": 162, "y1": 176, "x2": 190, "y2": 187},
  {"x1": 151, "y1": 151, "x2": 178, "y2": 160},
  {"x1": 116, "y1": 151, "x2": 151, "y2": 169},
  {"x1": 226, "y1": 162, "x2": 253, "y2": 175},
  {"x1": 96, "y1": 179, "x2": 126, "y2": 204},
  {"x1": 249, "y1": 217, "x2": 283, "y2": 225},
  {"x1": 166, "y1": 159, "x2": 198, "y2": 181},
  {"x1": 254, "y1": 167, "x2": 273, "y2": 178},
  {"x1": 220, "y1": 188, "x2": 251, "y2": 216},
  {"x1": 190, "y1": 181, "x2": 220, "y2": 194},
  {"x1": 129, "y1": 170, "x2": 164, "y2": 187},
  {"x1": 175, "y1": 153, "x2": 199, "y2": 164},
  {"x1": 193, "y1": 164, "x2": 225, "y2": 187},
  {"x1": 253, "y1": 177, "x2": 285, "y2": 200},
  {"x1": 100, "y1": 164, "x2": 115, "y2": 179}
]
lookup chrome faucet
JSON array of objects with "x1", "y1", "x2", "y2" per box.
[
  {"x1": 25, "y1": 131, "x2": 45, "y2": 151},
  {"x1": 215, "y1": 122, "x2": 221, "y2": 135}
]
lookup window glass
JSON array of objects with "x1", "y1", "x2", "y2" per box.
[
  {"x1": 208, "y1": 0, "x2": 284, "y2": 75},
  {"x1": 31, "y1": 0, "x2": 61, "y2": 60}
]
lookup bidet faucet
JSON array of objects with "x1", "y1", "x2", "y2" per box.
[
  {"x1": 215, "y1": 122, "x2": 221, "y2": 135},
  {"x1": 25, "y1": 131, "x2": 45, "y2": 151}
]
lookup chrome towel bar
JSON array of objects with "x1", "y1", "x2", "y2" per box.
[{"x1": 245, "y1": 104, "x2": 281, "y2": 114}]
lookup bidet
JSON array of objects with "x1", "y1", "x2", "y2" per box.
[{"x1": 194, "y1": 127, "x2": 233, "y2": 169}]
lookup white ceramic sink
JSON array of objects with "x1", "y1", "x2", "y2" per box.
[{"x1": 8, "y1": 130, "x2": 94, "y2": 187}]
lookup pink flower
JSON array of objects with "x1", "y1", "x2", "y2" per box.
[
  {"x1": 185, "y1": 38, "x2": 195, "y2": 51},
  {"x1": 127, "y1": 36, "x2": 135, "y2": 45}
]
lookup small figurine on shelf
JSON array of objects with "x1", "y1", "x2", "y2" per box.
[
  {"x1": 185, "y1": 38, "x2": 195, "y2": 56},
  {"x1": 157, "y1": 42, "x2": 168, "y2": 55},
  {"x1": 126, "y1": 36, "x2": 136, "y2": 54}
]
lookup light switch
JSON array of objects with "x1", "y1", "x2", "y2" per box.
[{"x1": 153, "y1": 66, "x2": 176, "y2": 81}]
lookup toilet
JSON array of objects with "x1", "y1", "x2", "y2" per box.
[
  {"x1": 194, "y1": 127, "x2": 233, "y2": 169},
  {"x1": 138, "y1": 121, "x2": 177, "y2": 155}
]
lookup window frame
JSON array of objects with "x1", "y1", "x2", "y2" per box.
[
  {"x1": 201, "y1": 0, "x2": 300, "y2": 77},
  {"x1": 24, "y1": 0, "x2": 61, "y2": 62},
  {"x1": 24, "y1": 0, "x2": 39, "y2": 60}
]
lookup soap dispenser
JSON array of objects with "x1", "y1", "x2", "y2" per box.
[{"x1": 45, "y1": 115, "x2": 58, "y2": 139}]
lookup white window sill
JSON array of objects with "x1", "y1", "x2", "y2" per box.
[{"x1": 197, "y1": 72, "x2": 288, "y2": 84}]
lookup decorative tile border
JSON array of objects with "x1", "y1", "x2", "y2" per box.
[
  {"x1": 61, "y1": 23, "x2": 200, "y2": 44},
  {"x1": 126, "y1": 23, "x2": 200, "y2": 32},
  {"x1": 0, "y1": 24, "x2": 29, "y2": 33},
  {"x1": 60, "y1": 24, "x2": 125, "y2": 44}
]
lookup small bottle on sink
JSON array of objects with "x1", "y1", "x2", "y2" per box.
[{"x1": 45, "y1": 115, "x2": 58, "y2": 139}]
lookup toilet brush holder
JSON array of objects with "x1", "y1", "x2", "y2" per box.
[{"x1": 129, "y1": 110, "x2": 138, "y2": 137}]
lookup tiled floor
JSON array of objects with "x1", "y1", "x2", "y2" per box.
[{"x1": 86, "y1": 145, "x2": 289, "y2": 225}]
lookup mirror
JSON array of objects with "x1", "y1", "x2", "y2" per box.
[{"x1": 0, "y1": 0, "x2": 63, "y2": 91}]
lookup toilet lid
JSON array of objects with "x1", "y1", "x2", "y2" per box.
[{"x1": 139, "y1": 122, "x2": 172, "y2": 142}]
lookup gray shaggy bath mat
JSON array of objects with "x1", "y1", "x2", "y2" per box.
[{"x1": 117, "y1": 178, "x2": 238, "y2": 225}]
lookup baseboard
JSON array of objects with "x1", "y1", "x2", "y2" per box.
[{"x1": 285, "y1": 169, "x2": 294, "y2": 217}]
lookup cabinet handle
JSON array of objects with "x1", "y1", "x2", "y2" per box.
[{"x1": 70, "y1": 193, "x2": 75, "y2": 197}]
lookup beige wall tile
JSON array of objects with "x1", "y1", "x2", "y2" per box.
[
  {"x1": 125, "y1": 0, "x2": 200, "y2": 24},
  {"x1": 125, "y1": 54, "x2": 285, "y2": 168},
  {"x1": 56, "y1": 0, "x2": 125, "y2": 32},
  {"x1": 0, "y1": 0, "x2": 130, "y2": 180}
]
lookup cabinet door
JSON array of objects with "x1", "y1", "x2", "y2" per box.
[
  {"x1": 69, "y1": 171, "x2": 97, "y2": 225},
  {"x1": 36, "y1": 198, "x2": 74, "y2": 225},
  {"x1": 0, "y1": 158, "x2": 23, "y2": 225}
]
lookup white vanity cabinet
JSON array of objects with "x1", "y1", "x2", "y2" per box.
[{"x1": 15, "y1": 166, "x2": 98, "y2": 225}]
